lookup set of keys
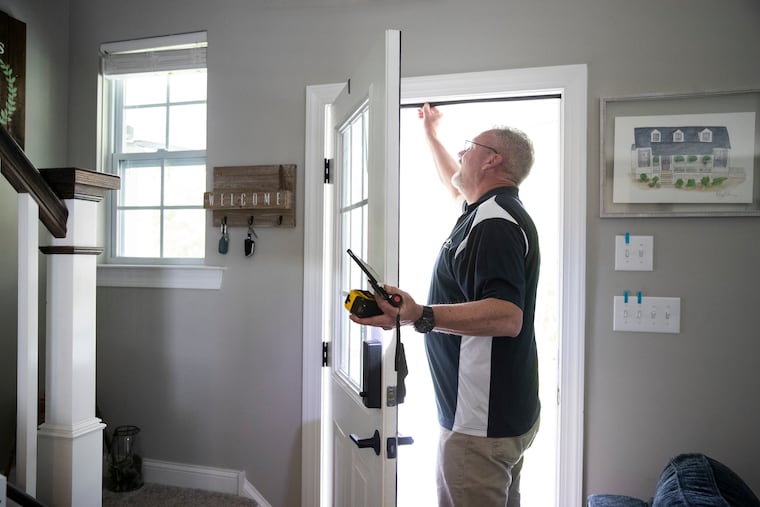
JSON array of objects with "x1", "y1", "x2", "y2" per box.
[{"x1": 218, "y1": 216, "x2": 257, "y2": 257}]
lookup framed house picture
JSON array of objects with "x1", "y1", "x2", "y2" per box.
[{"x1": 600, "y1": 90, "x2": 760, "y2": 217}]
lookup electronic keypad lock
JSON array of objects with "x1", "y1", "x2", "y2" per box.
[{"x1": 360, "y1": 339, "x2": 382, "y2": 409}]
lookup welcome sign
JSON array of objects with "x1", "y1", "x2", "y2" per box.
[{"x1": 0, "y1": 10, "x2": 25, "y2": 148}]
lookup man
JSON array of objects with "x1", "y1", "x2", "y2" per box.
[{"x1": 351, "y1": 103, "x2": 540, "y2": 507}]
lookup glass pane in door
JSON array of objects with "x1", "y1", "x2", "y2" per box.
[{"x1": 337, "y1": 106, "x2": 370, "y2": 386}]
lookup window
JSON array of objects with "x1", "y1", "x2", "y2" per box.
[
  {"x1": 714, "y1": 149, "x2": 728, "y2": 168},
  {"x1": 651, "y1": 130, "x2": 661, "y2": 143},
  {"x1": 100, "y1": 32, "x2": 207, "y2": 262},
  {"x1": 673, "y1": 129, "x2": 684, "y2": 142},
  {"x1": 638, "y1": 149, "x2": 651, "y2": 168},
  {"x1": 337, "y1": 105, "x2": 370, "y2": 387},
  {"x1": 700, "y1": 128, "x2": 713, "y2": 142}
]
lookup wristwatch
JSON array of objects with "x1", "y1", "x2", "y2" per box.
[{"x1": 413, "y1": 305, "x2": 435, "y2": 333}]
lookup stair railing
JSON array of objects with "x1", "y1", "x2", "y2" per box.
[
  {"x1": 0, "y1": 126, "x2": 68, "y2": 238},
  {"x1": 2, "y1": 124, "x2": 120, "y2": 507},
  {"x1": 1, "y1": 125, "x2": 68, "y2": 499}
]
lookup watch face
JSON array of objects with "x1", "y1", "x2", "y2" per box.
[{"x1": 414, "y1": 306, "x2": 435, "y2": 333}]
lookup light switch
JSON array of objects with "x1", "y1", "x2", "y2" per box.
[
  {"x1": 615, "y1": 235, "x2": 653, "y2": 271},
  {"x1": 613, "y1": 296, "x2": 680, "y2": 333}
]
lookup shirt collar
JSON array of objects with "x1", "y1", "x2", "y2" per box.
[{"x1": 463, "y1": 186, "x2": 519, "y2": 213}]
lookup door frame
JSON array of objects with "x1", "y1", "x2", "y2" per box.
[{"x1": 302, "y1": 64, "x2": 588, "y2": 507}]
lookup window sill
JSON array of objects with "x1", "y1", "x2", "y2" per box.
[{"x1": 97, "y1": 264, "x2": 225, "y2": 290}]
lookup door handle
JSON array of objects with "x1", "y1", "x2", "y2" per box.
[
  {"x1": 350, "y1": 429, "x2": 381, "y2": 456},
  {"x1": 386, "y1": 434, "x2": 414, "y2": 458},
  {"x1": 397, "y1": 435, "x2": 414, "y2": 446}
]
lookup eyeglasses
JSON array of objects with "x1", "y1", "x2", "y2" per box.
[{"x1": 463, "y1": 139, "x2": 499, "y2": 155}]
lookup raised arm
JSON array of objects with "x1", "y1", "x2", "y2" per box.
[{"x1": 419, "y1": 103, "x2": 463, "y2": 201}]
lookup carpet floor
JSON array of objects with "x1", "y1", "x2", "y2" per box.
[{"x1": 102, "y1": 483, "x2": 258, "y2": 507}]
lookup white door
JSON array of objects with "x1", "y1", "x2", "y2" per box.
[
  {"x1": 304, "y1": 64, "x2": 586, "y2": 507},
  {"x1": 324, "y1": 29, "x2": 401, "y2": 507}
]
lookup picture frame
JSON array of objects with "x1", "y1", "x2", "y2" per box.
[{"x1": 600, "y1": 89, "x2": 760, "y2": 217}]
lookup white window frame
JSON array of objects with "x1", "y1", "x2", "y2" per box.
[
  {"x1": 97, "y1": 32, "x2": 224, "y2": 289},
  {"x1": 336, "y1": 105, "x2": 372, "y2": 388}
]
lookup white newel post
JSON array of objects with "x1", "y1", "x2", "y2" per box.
[{"x1": 36, "y1": 168, "x2": 120, "y2": 507}]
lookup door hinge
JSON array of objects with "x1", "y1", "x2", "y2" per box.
[
  {"x1": 322, "y1": 342, "x2": 329, "y2": 367},
  {"x1": 324, "y1": 159, "x2": 332, "y2": 184}
]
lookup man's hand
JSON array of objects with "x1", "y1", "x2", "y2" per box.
[
  {"x1": 418, "y1": 102, "x2": 442, "y2": 139},
  {"x1": 349, "y1": 285, "x2": 423, "y2": 330},
  {"x1": 417, "y1": 102, "x2": 462, "y2": 201}
]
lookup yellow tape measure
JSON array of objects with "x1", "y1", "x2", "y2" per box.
[{"x1": 344, "y1": 289, "x2": 383, "y2": 318}]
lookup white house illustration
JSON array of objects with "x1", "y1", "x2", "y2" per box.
[{"x1": 631, "y1": 126, "x2": 732, "y2": 185}]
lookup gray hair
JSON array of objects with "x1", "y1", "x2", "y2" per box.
[{"x1": 488, "y1": 127, "x2": 535, "y2": 184}]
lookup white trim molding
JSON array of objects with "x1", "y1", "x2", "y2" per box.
[
  {"x1": 97, "y1": 264, "x2": 225, "y2": 289},
  {"x1": 142, "y1": 458, "x2": 271, "y2": 507},
  {"x1": 301, "y1": 83, "x2": 343, "y2": 507},
  {"x1": 555, "y1": 64, "x2": 588, "y2": 507}
]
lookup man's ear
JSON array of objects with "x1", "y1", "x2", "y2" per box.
[{"x1": 483, "y1": 152, "x2": 503, "y2": 171}]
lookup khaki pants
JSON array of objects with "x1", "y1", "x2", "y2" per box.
[{"x1": 436, "y1": 418, "x2": 540, "y2": 507}]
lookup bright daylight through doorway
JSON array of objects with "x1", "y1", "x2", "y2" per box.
[{"x1": 396, "y1": 97, "x2": 561, "y2": 506}]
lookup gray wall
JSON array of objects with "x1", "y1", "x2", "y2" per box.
[
  {"x1": 0, "y1": 0, "x2": 758, "y2": 505},
  {"x1": 0, "y1": 0, "x2": 69, "y2": 474}
]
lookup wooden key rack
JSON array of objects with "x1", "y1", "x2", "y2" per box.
[{"x1": 203, "y1": 164, "x2": 296, "y2": 228}]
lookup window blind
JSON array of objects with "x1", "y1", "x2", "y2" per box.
[{"x1": 100, "y1": 31, "x2": 207, "y2": 77}]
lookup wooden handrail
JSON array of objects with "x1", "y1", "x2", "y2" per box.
[
  {"x1": 0, "y1": 126, "x2": 68, "y2": 238},
  {"x1": 7, "y1": 480, "x2": 49, "y2": 507}
]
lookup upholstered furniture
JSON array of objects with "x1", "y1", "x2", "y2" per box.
[{"x1": 587, "y1": 453, "x2": 760, "y2": 506}]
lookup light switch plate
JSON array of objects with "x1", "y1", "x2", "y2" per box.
[
  {"x1": 615, "y1": 235, "x2": 653, "y2": 271},
  {"x1": 613, "y1": 296, "x2": 680, "y2": 333}
]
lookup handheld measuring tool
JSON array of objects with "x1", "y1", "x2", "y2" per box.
[{"x1": 344, "y1": 249, "x2": 403, "y2": 317}]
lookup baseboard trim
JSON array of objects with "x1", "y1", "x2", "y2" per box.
[{"x1": 142, "y1": 458, "x2": 271, "y2": 507}]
